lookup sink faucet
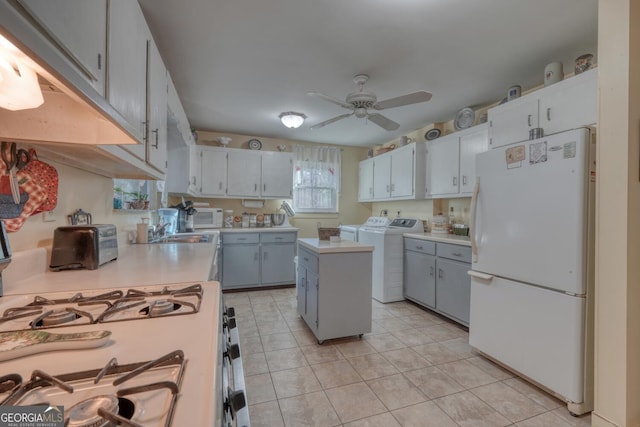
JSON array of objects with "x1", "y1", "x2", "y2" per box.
[{"x1": 151, "y1": 222, "x2": 171, "y2": 240}]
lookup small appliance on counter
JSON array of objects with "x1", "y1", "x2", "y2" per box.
[
  {"x1": 157, "y1": 208, "x2": 179, "y2": 234},
  {"x1": 50, "y1": 224, "x2": 118, "y2": 271}
]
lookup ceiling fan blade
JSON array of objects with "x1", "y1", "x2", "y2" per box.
[
  {"x1": 310, "y1": 113, "x2": 354, "y2": 130},
  {"x1": 367, "y1": 113, "x2": 400, "y2": 131},
  {"x1": 373, "y1": 91, "x2": 432, "y2": 110},
  {"x1": 307, "y1": 91, "x2": 353, "y2": 109}
]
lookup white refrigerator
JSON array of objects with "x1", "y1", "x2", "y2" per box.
[{"x1": 468, "y1": 127, "x2": 595, "y2": 415}]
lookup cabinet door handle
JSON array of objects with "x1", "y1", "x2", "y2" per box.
[
  {"x1": 275, "y1": 237, "x2": 283, "y2": 240},
  {"x1": 416, "y1": 245, "x2": 423, "y2": 250},
  {"x1": 462, "y1": 175, "x2": 468, "y2": 185},
  {"x1": 438, "y1": 268, "x2": 443, "y2": 279},
  {"x1": 453, "y1": 176, "x2": 457, "y2": 186},
  {"x1": 141, "y1": 120, "x2": 148, "y2": 141},
  {"x1": 237, "y1": 237, "x2": 247, "y2": 241},
  {"x1": 452, "y1": 252, "x2": 463, "y2": 257},
  {"x1": 263, "y1": 183, "x2": 266, "y2": 192},
  {"x1": 254, "y1": 251, "x2": 258, "y2": 261},
  {"x1": 304, "y1": 257, "x2": 309, "y2": 262},
  {"x1": 386, "y1": 184, "x2": 390, "y2": 192},
  {"x1": 263, "y1": 251, "x2": 267, "y2": 260},
  {"x1": 430, "y1": 266, "x2": 434, "y2": 277},
  {"x1": 391, "y1": 183, "x2": 395, "y2": 192},
  {"x1": 151, "y1": 128, "x2": 159, "y2": 148},
  {"x1": 546, "y1": 107, "x2": 551, "y2": 121},
  {"x1": 254, "y1": 183, "x2": 257, "y2": 192},
  {"x1": 527, "y1": 114, "x2": 532, "y2": 127},
  {"x1": 219, "y1": 182, "x2": 223, "y2": 190},
  {"x1": 191, "y1": 176, "x2": 196, "y2": 185}
]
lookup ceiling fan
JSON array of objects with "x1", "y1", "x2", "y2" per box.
[{"x1": 307, "y1": 74, "x2": 432, "y2": 131}]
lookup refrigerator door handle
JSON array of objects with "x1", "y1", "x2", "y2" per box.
[
  {"x1": 470, "y1": 177, "x2": 480, "y2": 262},
  {"x1": 467, "y1": 270, "x2": 493, "y2": 281}
]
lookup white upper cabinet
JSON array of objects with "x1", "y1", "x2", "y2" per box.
[
  {"x1": 372, "y1": 155, "x2": 392, "y2": 199},
  {"x1": 108, "y1": 0, "x2": 148, "y2": 146},
  {"x1": 538, "y1": 69, "x2": 597, "y2": 135},
  {"x1": 146, "y1": 39, "x2": 167, "y2": 173},
  {"x1": 365, "y1": 142, "x2": 426, "y2": 201},
  {"x1": 426, "y1": 133, "x2": 460, "y2": 197},
  {"x1": 18, "y1": 0, "x2": 107, "y2": 95},
  {"x1": 459, "y1": 125, "x2": 489, "y2": 194},
  {"x1": 201, "y1": 147, "x2": 227, "y2": 197},
  {"x1": 389, "y1": 144, "x2": 416, "y2": 198},
  {"x1": 227, "y1": 150, "x2": 262, "y2": 197},
  {"x1": 262, "y1": 152, "x2": 294, "y2": 198},
  {"x1": 358, "y1": 158, "x2": 374, "y2": 202},
  {"x1": 426, "y1": 124, "x2": 488, "y2": 198},
  {"x1": 489, "y1": 69, "x2": 597, "y2": 148}
]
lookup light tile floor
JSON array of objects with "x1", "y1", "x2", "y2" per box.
[{"x1": 224, "y1": 287, "x2": 592, "y2": 427}]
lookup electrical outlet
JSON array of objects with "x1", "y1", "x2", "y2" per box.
[
  {"x1": 381, "y1": 209, "x2": 388, "y2": 216},
  {"x1": 42, "y1": 211, "x2": 56, "y2": 222}
]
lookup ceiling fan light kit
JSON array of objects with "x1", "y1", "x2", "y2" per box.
[
  {"x1": 279, "y1": 112, "x2": 307, "y2": 128},
  {"x1": 308, "y1": 74, "x2": 432, "y2": 131}
]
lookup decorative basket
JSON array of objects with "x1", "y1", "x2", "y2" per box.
[{"x1": 318, "y1": 227, "x2": 340, "y2": 240}]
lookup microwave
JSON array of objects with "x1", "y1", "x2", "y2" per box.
[{"x1": 193, "y1": 208, "x2": 223, "y2": 229}]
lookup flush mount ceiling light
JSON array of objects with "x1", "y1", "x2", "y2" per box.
[{"x1": 279, "y1": 112, "x2": 306, "y2": 129}]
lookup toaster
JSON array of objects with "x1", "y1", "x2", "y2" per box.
[{"x1": 50, "y1": 224, "x2": 118, "y2": 271}]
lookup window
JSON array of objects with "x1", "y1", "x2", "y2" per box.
[{"x1": 292, "y1": 145, "x2": 341, "y2": 213}]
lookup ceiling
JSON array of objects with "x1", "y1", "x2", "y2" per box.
[{"x1": 138, "y1": 0, "x2": 598, "y2": 147}]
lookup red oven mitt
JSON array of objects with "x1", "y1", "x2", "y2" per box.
[
  {"x1": 22, "y1": 149, "x2": 58, "y2": 214},
  {"x1": 3, "y1": 169, "x2": 47, "y2": 232}
]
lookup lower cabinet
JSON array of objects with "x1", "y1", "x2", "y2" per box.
[
  {"x1": 404, "y1": 238, "x2": 471, "y2": 326},
  {"x1": 220, "y1": 231, "x2": 297, "y2": 289},
  {"x1": 297, "y1": 242, "x2": 372, "y2": 343}
]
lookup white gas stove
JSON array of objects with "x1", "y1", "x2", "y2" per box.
[{"x1": 0, "y1": 281, "x2": 247, "y2": 426}]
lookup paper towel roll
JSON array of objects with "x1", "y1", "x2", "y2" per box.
[{"x1": 136, "y1": 223, "x2": 148, "y2": 244}]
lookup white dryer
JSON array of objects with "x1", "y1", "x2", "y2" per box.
[
  {"x1": 339, "y1": 216, "x2": 390, "y2": 242},
  {"x1": 359, "y1": 217, "x2": 424, "y2": 303}
]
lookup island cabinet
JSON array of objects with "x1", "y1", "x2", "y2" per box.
[
  {"x1": 404, "y1": 237, "x2": 471, "y2": 326},
  {"x1": 297, "y1": 239, "x2": 374, "y2": 344},
  {"x1": 219, "y1": 230, "x2": 297, "y2": 289}
]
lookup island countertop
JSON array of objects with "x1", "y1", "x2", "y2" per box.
[{"x1": 298, "y1": 238, "x2": 374, "y2": 254}]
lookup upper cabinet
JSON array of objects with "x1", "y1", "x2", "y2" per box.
[
  {"x1": 17, "y1": 0, "x2": 107, "y2": 96},
  {"x1": 488, "y1": 69, "x2": 597, "y2": 148},
  {"x1": 167, "y1": 147, "x2": 293, "y2": 200},
  {"x1": 107, "y1": 0, "x2": 148, "y2": 146},
  {"x1": 426, "y1": 124, "x2": 489, "y2": 198},
  {"x1": 146, "y1": 39, "x2": 168, "y2": 173},
  {"x1": 362, "y1": 142, "x2": 426, "y2": 202},
  {"x1": 358, "y1": 158, "x2": 374, "y2": 202}
]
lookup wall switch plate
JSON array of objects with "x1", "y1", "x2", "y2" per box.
[{"x1": 42, "y1": 211, "x2": 56, "y2": 222}]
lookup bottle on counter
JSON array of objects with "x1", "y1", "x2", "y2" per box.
[
  {"x1": 224, "y1": 210, "x2": 234, "y2": 228},
  {"x1": 448, "y1": 207, "x2": 455, "y2": 234}
]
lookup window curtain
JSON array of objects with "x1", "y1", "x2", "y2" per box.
[{"x1": 292, "y1": 145, "x2": 341, "y2": 212}]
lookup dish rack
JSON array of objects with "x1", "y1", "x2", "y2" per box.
[{"x1": 317, "y1": 223, "x2": 340, "y2": 240}]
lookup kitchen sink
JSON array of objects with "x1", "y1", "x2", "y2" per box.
[{"x1": 150, "y1": 232, "x2": 216, "y2": 244}]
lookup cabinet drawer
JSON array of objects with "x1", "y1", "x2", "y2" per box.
[
  {"x1": 437, "y1": 243, "x2": 472, "y2": 263},
  {"x1": 298, "y1": 247, "x2": 318, "y2": 274},
  {"x1": 221, "y1": 233, "x2": 260, "y2": 244},
  {"x1": 404, "y1": 238, "x2": 436, "y2": 255},
  {"x1": 261, "y1": 232, "x2": 297, "y2": 244}
]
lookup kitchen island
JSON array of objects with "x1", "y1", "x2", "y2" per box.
[{"x1": 297, "y1": 238, "x2": 374, "y2": 344}]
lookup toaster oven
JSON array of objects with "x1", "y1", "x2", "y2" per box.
[{"x1": 49, "y1": 224, "x2": 118, "y2": 271}]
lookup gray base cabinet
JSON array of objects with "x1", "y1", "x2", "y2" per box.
[
  {"x1": 220, "y1": 231, "x2": 297, "y2": 289},
  {"x1": 297, "y1": 243, "x2": 372, "y2": 343},
  {"x1": 404, "y1": 238, "x2": 471, "y2": 326}
]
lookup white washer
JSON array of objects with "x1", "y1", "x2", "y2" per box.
[
  {"x1": 340, "y1": 217, "x2": 390, "y2": 242},
  {"x1": 359, "y1": 217, "x2": 424, "y2": 303}
]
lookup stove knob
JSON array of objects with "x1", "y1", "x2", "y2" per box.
[
  {"x1": 225, "y1": 306, "x2": 235, "y2": 317},
  {"x1": 225, "y1": 388, "x2": 246, "y2": 415},
  {"x1": 228, "y1": 343, "x2": 240, "y2": 360}
]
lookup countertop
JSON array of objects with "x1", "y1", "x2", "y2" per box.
[
  {"x1": 218, "y1": 227, "x2": 299, "y2": 233},
  {"x1": 298, "y1": 238, "x2": 374, "y2": 254},
  {"x1": 3, "y1": 241, "x2": 218, "y2": 296},
  {"x1": 403, "y1": 232, "x2": 472, "y2": 246}
]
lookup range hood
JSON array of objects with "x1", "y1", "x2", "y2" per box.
[{"x1": 0, "y1": 2, "x2": 139, "y2": 147}]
